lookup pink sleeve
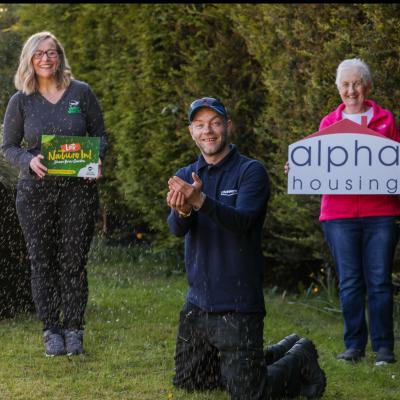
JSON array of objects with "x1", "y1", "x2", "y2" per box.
[
  {"x1": 319, "y1": 115, "x2": 332, "y2": 131},
  {"x1": 386, "y1": 114, "x2": 400, "y2": 142}
]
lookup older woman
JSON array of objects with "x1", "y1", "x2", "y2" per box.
[
  {"x1": 2, "y1": 32, "x2": 107, "y2": 356},
  {"x1": 320, "y1": 58, "x2": 400, "y2": 365}
]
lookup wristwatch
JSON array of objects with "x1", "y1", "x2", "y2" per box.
[
  {"x1": 193, "y1": 192, "x2": 206, "y2": 211},
  {"x1": 178, "y1": 209, "x2": 192, "y2": 218}
]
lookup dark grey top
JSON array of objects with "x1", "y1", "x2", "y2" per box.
[{"x1": 2, "y1": 79, "x2": 108, "y2": 179}]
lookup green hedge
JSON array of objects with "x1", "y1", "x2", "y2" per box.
[{"x1": 2, "y1": 4, "x2": 400, "y2": 288}]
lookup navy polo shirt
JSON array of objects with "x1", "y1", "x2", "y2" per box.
[{"x1": 167, "y1": 144, "x2": 270, "y2": 313}]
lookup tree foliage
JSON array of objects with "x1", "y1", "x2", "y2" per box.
[
  {"x1": 1, "y1": 4, "x2": 400, "y2": 288},
  {"x1": 230, "y1": 4, "x2": 400, "y2": 287},
  {"x1": 0, "y1": 4, "x2": 21, "y2": 119}
]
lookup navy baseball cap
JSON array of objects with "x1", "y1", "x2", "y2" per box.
[{"x1": 188, "y1": 97, "x2": 228, "y2": 123}]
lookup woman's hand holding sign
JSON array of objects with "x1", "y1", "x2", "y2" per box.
[
  {"x1": 29, "y1": 154, "x2": 47, "y2": 178},
  {"x1": 284, "y1": 161, "x2": 289, "y2": 175}
]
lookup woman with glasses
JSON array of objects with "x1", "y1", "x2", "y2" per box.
[
  {"x1": 2, "y1": 31, "x2": 107, "y2": 356},
  {"x1": 319, "y1": 59, "x2": 400, "y2": 365}
]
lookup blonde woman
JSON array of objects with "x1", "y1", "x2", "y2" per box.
[{"x1": 2, "y1": 32, "x2": 107, "y2": 356}]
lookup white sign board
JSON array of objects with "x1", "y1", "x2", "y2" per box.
[{"x1": 288, "y1": 133, "x2": 400, "y2": 194}]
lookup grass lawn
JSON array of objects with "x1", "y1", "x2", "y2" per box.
[{"x1": 0, "y1": 242, "x2": 399, "y2": 399}]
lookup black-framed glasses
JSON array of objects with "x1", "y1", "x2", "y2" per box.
[{"x1": 33, "y1": 49, "x2": 59, "y2": 60}]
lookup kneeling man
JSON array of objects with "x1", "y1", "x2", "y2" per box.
[{"x1": 166, "y1": 97, "x2": 326, "y2": 399}]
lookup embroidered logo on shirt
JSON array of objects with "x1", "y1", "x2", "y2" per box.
[
  {"x1": 68, "y1": 100, "x2": 81, "y2": 114},
  {"x1": 220, "y1": 189, "x2": 238, "y2": 196}
]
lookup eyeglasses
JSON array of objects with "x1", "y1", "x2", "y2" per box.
[
  {"x1": 339, "y1": 80, "x2": 363, "y2": 90},
  {"x1": 191, "y1": 119, "x2": 225, "y2": 132},
  {"x1": 33, "y1": 49, "x2": 59, "y2": 60}
]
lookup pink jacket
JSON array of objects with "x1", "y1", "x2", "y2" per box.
[{"x1": 319, "y1": 100, "x2": 400, "y2": 220}]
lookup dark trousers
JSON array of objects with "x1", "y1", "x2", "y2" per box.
[
  {"x1": 322, "y1": 216, "x2": 398, "y2": 351},
  {"x1": 173, "y1": 302, "x2": 269, "y2": 400},
  {"x1": 16, "y1": 177, "x2": 98, "y2": 331}
]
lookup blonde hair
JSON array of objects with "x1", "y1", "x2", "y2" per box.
[{"x1": 14, "y1": 31, "x2": 72, "y2": 95}]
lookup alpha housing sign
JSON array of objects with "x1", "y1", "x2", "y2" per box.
[{"x1": 288, "y1": 121, "x2": 400, "y2": 195}]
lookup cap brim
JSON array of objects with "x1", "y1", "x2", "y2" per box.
[{"x1": 189, "y1": 105, "x2": 227, "y2": 122}]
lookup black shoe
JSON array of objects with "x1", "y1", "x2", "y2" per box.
[
  {"x1": 336, "y1": 348, "x2": 365, "y2": 362},
  {"x1": 287, "y1": 338, "x2": 327, "y2": 399},
  {"x1": 264, "y1": 333, "x2": 301, "y2": 364},
  {"x1": 375, "y1": 348, "x2": 396, "y2": 366}
]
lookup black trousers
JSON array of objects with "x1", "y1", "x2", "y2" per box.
[
  {"x1": 173, "y1": 302, "x2": 269, "y2": 400},
  {"x1": 16, "y1": 177, "x2": 98, "y2": 331},
  {"x1": 173, "y1": 302, "x2": 303, "y2": 400}
]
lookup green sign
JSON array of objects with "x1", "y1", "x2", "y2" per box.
[{"x1": 41, "y1": 135, "x2": 100, "y2": 178}]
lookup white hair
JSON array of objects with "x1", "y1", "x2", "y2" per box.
[{"x1": 335, "y1": 58, "x2": 372, "y2": 89}]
